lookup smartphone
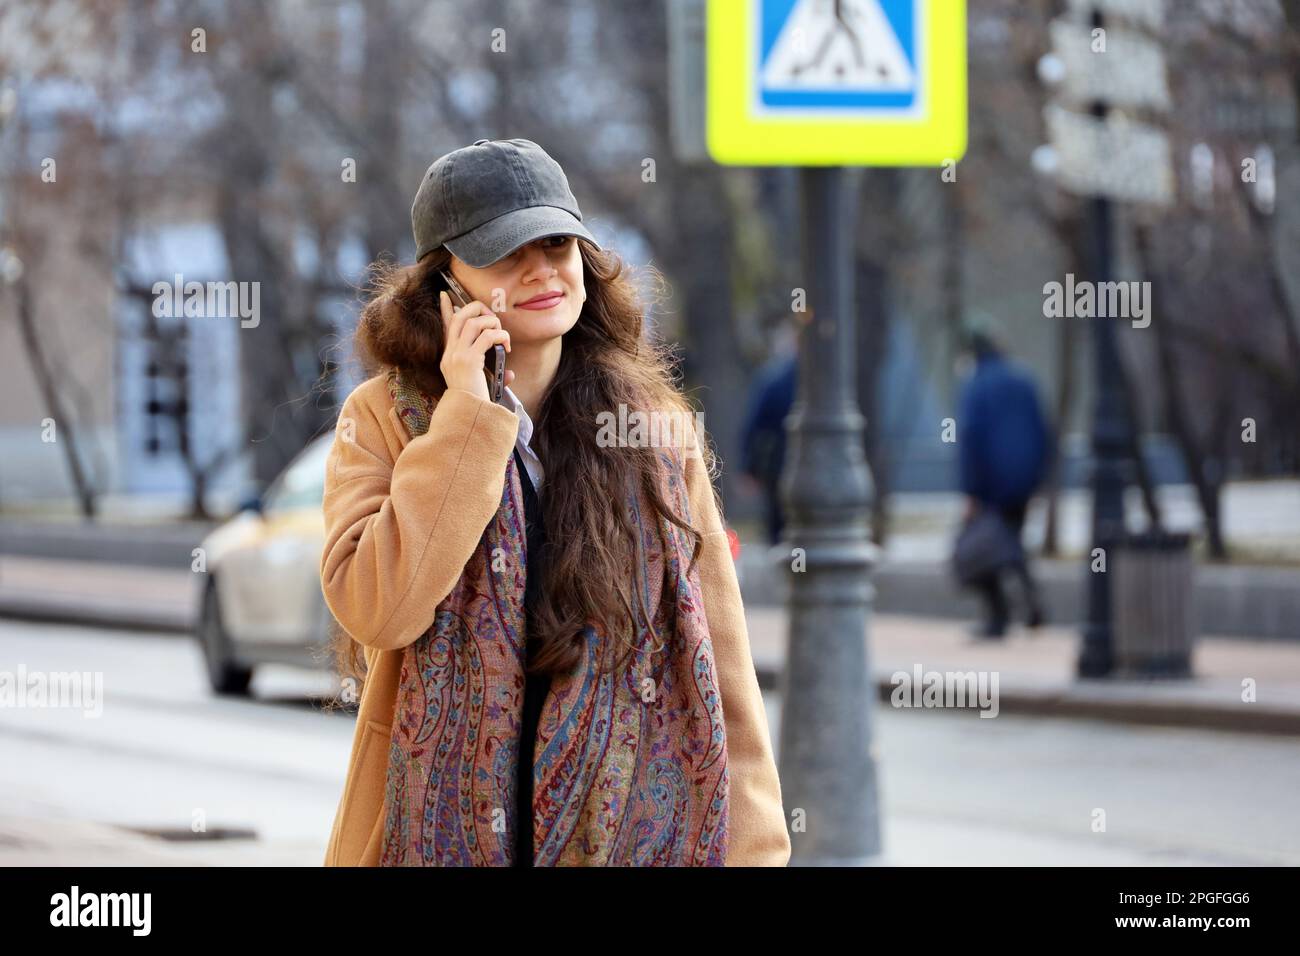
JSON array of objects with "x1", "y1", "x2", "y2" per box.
[{"x1": 440, "y1": 269, "x2": 506, "y2": 404}]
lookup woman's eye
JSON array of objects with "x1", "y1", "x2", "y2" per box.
[{"x1": 500, "y1": 237, "x2": 567, "y2": 266}]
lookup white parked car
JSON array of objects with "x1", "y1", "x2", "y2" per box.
[{"x1": 194, "y1": 434, "x2": 334, "y2": 695}]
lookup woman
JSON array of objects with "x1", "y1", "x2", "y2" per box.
[{"x1": 320, "y1": 138, "x2": 789, "y2": 867}]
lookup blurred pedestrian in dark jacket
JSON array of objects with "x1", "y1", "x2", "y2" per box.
[
  {"x1": 956, "y1": 316, "x2": 1053, "y2": 638},
  {"x1": 740, "y1": 334, "x2": 798, "y2": 546}
]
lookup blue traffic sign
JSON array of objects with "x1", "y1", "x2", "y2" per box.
[{"x1": 757, "y1": 0, "x2": 921, "y2": 115}]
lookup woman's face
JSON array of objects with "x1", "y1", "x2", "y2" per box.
[{"x1": 448, "y1": 235, "x2": 586, "y2": 347}]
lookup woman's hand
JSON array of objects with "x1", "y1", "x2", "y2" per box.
[{"x1": 438, "y1": 290, "x2": 515, "y2": 401}]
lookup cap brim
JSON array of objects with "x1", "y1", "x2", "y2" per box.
[{"x1": 443, "y1": 205, "x2": 601, "y2": 268}]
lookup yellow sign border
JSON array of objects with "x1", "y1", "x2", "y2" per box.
[{"x1": 707, "y1": 0, "x2": 967, "y2": 166}]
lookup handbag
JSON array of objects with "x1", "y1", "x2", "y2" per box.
[{"x1": 951, "y1": 508, "x2": 1025, "y2": 587}]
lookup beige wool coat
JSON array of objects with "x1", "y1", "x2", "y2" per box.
[{"x1": 320, "y1": 372, "x2": 791, "y2": 866}]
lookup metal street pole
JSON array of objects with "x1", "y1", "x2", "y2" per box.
[
  {"x1": 778, "y1": 166, "x2": 881, "y2": 864},
  {"x1": 1077, "y1": 6, "x2": 1130, "y2": 678}
]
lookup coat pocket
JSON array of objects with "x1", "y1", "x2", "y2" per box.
[{"x1": 336, "y1": 719, "x2": 392, "y2": 866}]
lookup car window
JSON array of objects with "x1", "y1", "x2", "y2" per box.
[{"x1": 264, "y1": 435, "x2": 332, "y2": 513}]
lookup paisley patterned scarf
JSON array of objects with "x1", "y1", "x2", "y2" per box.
[{"x1": 378, "y1": 367, "x2": 730, "y2": 865}]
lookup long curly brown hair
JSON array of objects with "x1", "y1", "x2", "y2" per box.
[{"x1": 328, "y1": 240, "x2": 723, "y2": 693}]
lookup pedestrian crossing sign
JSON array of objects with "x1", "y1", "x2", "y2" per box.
[{"x1": 707, "y1": 0, "x2": 967, "y2": 166}]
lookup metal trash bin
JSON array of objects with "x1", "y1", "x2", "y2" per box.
[{"x1": 1111, "y1": 531, "x2": 1196, "y2": 678}]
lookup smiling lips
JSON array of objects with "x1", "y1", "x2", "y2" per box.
[{"x1": 518, "y1": 291, "x2": 564, "y2": 310}]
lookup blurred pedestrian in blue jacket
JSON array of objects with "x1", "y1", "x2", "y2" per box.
[
  {"x1": 740, "y1": 347, "x2": 798, "y2": 546},
  {"x1": 956, "y1": 316, "x2": 1053, "y2": 638}
]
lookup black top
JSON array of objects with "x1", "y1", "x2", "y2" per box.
[{"x1": 513, "y1": 447, "x2": 551, "y2": 867}]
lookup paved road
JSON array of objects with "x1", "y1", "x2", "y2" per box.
[
  {"x1": 767, "y1": 696, "x2": 1300, "y2": 865},
  {"x1": 0, "y1": 620, "x2": 346, "y2": 865},
  {"x1": 2, "y1": 619, "x2": 1297, "y2": 865}
]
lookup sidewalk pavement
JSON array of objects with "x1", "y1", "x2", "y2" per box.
[
  {"x1": 0, "y1": 556, "x2": 198, "y2": 633},
  {"x1": 4, "y1": 554, "x2": 1300, "y2": 735},
  {"x1": 736, "y1": 546, "x2": 1300, "y2": 642},
  {"x1": 746, "y1": 609, "x2": 1300, "y2": 736},
  {"x1": 0, "y1": 811, "x2": 1207, "y2": 867},
  {"x1": 0, "y1": 816, "x2": 321, "y2": 866}
]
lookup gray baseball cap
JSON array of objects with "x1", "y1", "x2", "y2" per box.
[{"x1": 411, "y1": 138, "x2": 602, "y2": 266}]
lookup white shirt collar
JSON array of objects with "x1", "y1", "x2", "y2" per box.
[{"x1": 497, "y1": 384, "x2": 535, "y2": 449}]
